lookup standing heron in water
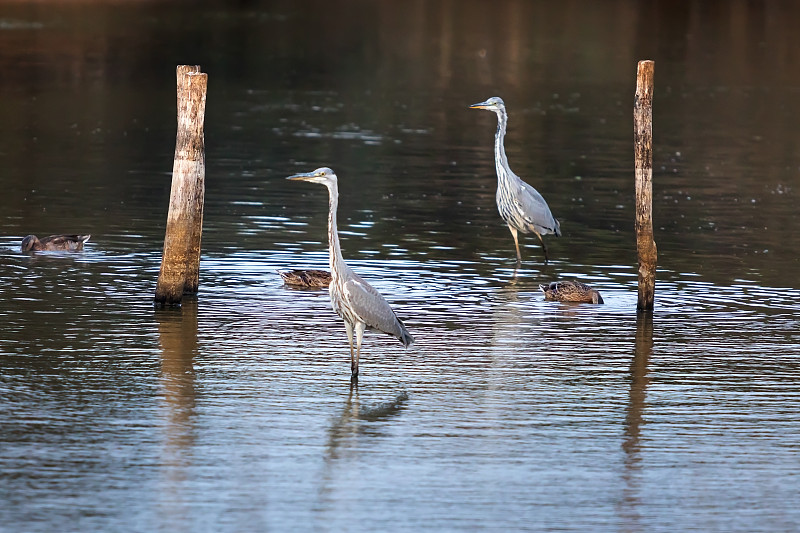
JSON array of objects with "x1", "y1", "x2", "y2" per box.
[
  {"x1": 287, "y1": 167, "x2": 414, "y2": 378},
  {"x1": 470, "y1": 96, "x2": 561, "y2": 264}
]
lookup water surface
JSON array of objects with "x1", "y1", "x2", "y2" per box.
[{"x1": 1, "y1": 1, "x2": 799, "y2": 531}]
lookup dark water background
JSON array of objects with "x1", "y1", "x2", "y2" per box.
[{"x1": 1, "y1": 1, "x2": 799, "y2": 531}]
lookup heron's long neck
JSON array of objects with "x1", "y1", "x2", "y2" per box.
[
  {"x1": 494, "y1": 110, "x2": 513, "y2": 185},
  {"x1": 326, "y1": 182, "x2": 347, "y2": 277}
]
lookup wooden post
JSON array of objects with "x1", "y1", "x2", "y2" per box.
[
  {"x1": 182, "y1": 67, "x2": 206, "y2": 296},
  {"x1": 155, "y1": 65, "x2": 208, "y2": 306},
  {"x1": 634, "y1": 60, "x2": 657, "y2": 311}
]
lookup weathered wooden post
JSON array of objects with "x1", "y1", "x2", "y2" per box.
[
  {"x1": 634, "y1": 60, "x2": 657, "y2": 311},
  {"x1": 155, "y1": 65, "x2": 208, "y2": 306}
]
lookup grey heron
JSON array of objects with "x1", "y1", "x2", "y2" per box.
[
  {"x1": 470, "y1": 96, "x2": 561, "y2": 264},
  {"x1": 287, "y1": 167, "x2": 414, "y2": 378}
]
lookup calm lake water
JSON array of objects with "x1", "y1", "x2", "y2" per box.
[{"x1": 2, "y1": 1, "x2": 800, "y2": 531}]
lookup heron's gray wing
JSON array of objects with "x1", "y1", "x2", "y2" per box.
[
  {"x1": 342, "y1": 276, "x2": 410, "y2": 342},
  {"x1": 513, "y1": 180, "x2": 559, "y2": 235}
]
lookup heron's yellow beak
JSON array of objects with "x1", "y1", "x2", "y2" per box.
[
  {"x1": 469, "y1": 100, "x2": 491, "y2": 109},
  {"x1": 286, "y1": 172, "x2": 315, "y2": 182}
]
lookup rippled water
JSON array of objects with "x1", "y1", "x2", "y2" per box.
[{"x1": 2, "y1": 1, "x2": 800, "y2": 531}]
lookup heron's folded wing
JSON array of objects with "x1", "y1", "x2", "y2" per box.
[
  {"x1": 515, "y1": 181, "x2": 558, "y2": 233},
  {"x1": 343, "y1": 277, "x2": 406, "y2": 338}
]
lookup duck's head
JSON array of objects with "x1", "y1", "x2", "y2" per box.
[
  {"x1": 590, "y1": 290, "x2": 605, "y2": 305},
  {"x1": 20, "y1": 235, "x2": 39, "y2": 252}
]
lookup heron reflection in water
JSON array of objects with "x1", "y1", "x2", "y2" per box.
[
  {"x1": 470, "y1": 96, "x2": 561, "y2": 265},
  {"x1": 287, "y1": 167, "x2": 414, "y2": 378}
]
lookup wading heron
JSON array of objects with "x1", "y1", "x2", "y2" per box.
[
  {"x1": 540, "y1": 280, "x2": 604, "y2": 304},
  {"x1": 21, "y1": 234, "x2": 90, "y2": 252},
  {"x1": 470, "y1": 96, "x2": 561, "y2": 264},
  {"x1": 287, "y1": 167, "x2": 414, "y2": 378}
]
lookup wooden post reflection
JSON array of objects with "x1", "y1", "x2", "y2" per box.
[
  {"x1": 620, "y1": 311, "x2": 653, "y2": 527},
  {"x1": 155, "y1": 297, "x2": 198, "y2": 525},
  {"x1": 625, "y1": 311, "x2": 652, "y2": 455}
]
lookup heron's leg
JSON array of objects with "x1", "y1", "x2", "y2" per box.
[
  {"x1": 508, "y1": 226, "x2": 522, "y2": 265},
  {"x1": 533, "y1": 230, "x2": 549, "y2": 263},
  {"x1": 352, "y1": 322, "x2": 366, "y2": 377},
  {"x1": 344, "y1": 321, "x2": 355, "y2": 370}
]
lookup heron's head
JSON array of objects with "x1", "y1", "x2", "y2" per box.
[
  {"x1": 469, "y1": 96, "x2": 506, "y2": 113},
  {"x1": 286, "y1": 167, "x2": 338, "y2": 187}
]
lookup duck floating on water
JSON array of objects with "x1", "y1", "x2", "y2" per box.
[
  {"x1": 540, "y1": 280, "x2": 604, "y2": 304},
  {"x1": 21, "y1": 234, "x2": 91, "y2": 252},
  {"x1": 278, "y1": 269, "x2": 332, "y2": 288}
]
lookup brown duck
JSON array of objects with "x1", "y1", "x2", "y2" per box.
[
  {"x1": 540, "y1": 280, "x2": 604, "y2": 304},
  {"x1": 278, "y1": 269, "x2": 332, "y2": 288},
  {"x1": 21, "y1": 234, "x2": 91, "y2": 252}
]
